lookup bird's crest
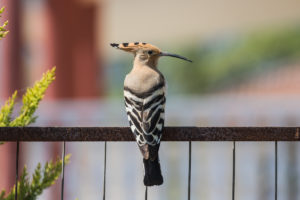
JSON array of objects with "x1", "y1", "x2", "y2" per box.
[
  {"x1": 110, "y1": 42, "x2": 161, "y2": 53},
  {"x1": 110, "y1": 42, "x2": 192, "y2": 62}
]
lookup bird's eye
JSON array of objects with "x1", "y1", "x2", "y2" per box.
[{"x1": 148, "y1": 50, "x2": 153, "y2": 55}]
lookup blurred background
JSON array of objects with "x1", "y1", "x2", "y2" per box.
[{"x1": 1, "y1": 0, "x2": 300, "y2": 199}]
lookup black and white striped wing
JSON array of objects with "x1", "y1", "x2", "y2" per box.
[{"x1": 124, "y1": 86, "x2": 165, "y2": 147}]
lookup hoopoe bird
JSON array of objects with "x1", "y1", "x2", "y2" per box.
[{"x1": 111, "y1": 42, "x2": 192, "y2": 186}]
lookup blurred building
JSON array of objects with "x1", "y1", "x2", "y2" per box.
[{"x1": 0, "y1": 0, "x2": 102, "y2": 198}]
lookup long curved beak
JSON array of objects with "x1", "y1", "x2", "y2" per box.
[{"x1": 160, "y1": 52, "x2": 192, "y2": 62}]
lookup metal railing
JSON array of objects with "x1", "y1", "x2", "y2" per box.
[{"x1": 1, "y1": 127, "x2": 300, "y2": 200}]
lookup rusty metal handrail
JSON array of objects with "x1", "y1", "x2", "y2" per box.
[
  {"x1": 0, "y1": 127, "x2": 294, "y2": 200},
  {"x1": 0, "y1": 127, "x2": 299, "y2": 141}
]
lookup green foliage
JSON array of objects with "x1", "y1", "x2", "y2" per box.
[
  {"x1": 0, "y1": 67, "x2": 56, "y2": 127},
  {"x1": 0, "y1": 7, "x2": 9, "y2": 39},
  {"x1": 0, "y1": 91, "x2": 17, "y2": 127},
  {"x1": 162, "y1": 26, "x2": 300, "y2": 94},
  {"x1": 0, "y1": 67, "x2": 65, "y2": 199},
  {"x1": 0, "y1": 155, "x2": 71, "y2": 200}
]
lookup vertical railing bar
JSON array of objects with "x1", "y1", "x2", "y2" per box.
[
  {"x1": 275, "y1": 141, "x2": 277, "y2": 200},
  {"x1": 188, "y1": 141, "x2": 192, "y2": 200},
  {"x1": 103, "y1": 141, "x2": 107, "y2": 200},
  {"x1": 145, "y1": 186, "x2": 148, "y2": 200},
  {"x1": 61, "y1": 141, "x2": 66, "y2": 200},
  {"x1": 15, "y1": 141, "x2": 19, "y2": 200},
  {"x1": 232, "y1": 141, "x2": 236, "y2": 200}
]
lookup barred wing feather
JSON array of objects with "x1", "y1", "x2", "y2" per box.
[{"x1": 124, "y1": 85, "x2": 165, "y2": 148}]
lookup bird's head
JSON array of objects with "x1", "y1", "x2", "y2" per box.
[{"x1": 110, "y1": 42, "x2": 192, "y2": 67}]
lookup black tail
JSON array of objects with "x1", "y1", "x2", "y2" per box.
[{"x1": 143, "y1": 157, "x2": 163, "y2": 186}]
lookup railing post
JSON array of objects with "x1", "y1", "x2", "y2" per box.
[
  {"x1": 15, "y1": 141, "x2": 19, "y2": 200},
  {"x1": 145, "y1": 186, "x2": 148, "y2": 200},
  {"x1": 188, "y1": 141, "x2": 192, "y2": 200},
  {"x1": 232, "y1": 141, "x2": 236, "y2": 200},
  {"x1": 103, "y1": 141, "x2": 107, "y2": 200},
  {"x1": 275, "y1": 141, "x2": 277, "y2": 200},
  {"x1": 61, "y1": 141, "x2": 66, "y2": 200}
]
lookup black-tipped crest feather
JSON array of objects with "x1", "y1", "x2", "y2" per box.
[{"x1": 110, "y1": 43, "x2": 119, "y2": 48}]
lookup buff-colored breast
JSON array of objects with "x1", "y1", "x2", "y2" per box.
[{"x1": 124, "y1": 65, "x2": 164, "y2": 93}]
